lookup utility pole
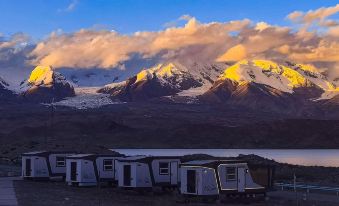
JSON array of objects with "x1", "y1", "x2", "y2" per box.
[{"x1": 294, "y1": 173, "x2": 298, "y2": 206}]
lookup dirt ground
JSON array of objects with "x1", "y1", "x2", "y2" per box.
[{"x1": 13, "y1": 180, "x2": 339, "y2": 206}]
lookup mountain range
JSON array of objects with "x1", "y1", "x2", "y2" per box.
[
  {"x1": 98, "y1": 60, "x2": 339, "y2": 110},
  {"x1": 1, "y1": 59, "x2": 339, "y2": 112}
]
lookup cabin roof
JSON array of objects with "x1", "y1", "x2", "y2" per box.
[
  {"x1": 22, "y1": 151, "x2": 76, "y2": 156},
  {"x1": 181, "y1": 159, "x2": 247, "y2": 168},
  {"x1": 66, "y1": 153, "x2": 123, "y2": 161},
  {"x1": 182, "y1": 160, "x2": 218, "y2": 165},
  {"x1": 118, "y1": 156, "x2": 181, "y2": 163},
  {"x1": 22, "y1": 151, "x2": 47, "y2": 155},
  {"x1": 67, "y1": 154, "x2": 94, "y2": 158}
]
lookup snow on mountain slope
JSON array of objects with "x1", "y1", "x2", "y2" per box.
[
  {"x1": 100, "y1": 61, "x2": 227, "y2": 100},
  {"x1": 0, "y1": 76, "x2": 10, "y2": 89},
  {"x1": 20, "y1": 66, "x2": 75, "y2": 102},
  {"x1": 0, "y1": 76, "x2": 17, "y2": 100},
  {"x1": 133, "y1": 62, "x2": 200, "y2": 89},
  {"x1": 51, "y1": 87, "x2": 120, "y2": 109},
  {"x1": 217, "y1": 60, "x2": 339, "y2": 99},
  {"x1": 59, "y1": 68, "x2": 125, "y2": 87}
]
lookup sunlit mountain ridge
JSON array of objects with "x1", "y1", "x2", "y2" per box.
[
  {"x1": 217, "y1": 59, "x2": 339, "y2": 98},
  {"x1": 19, "y1": 65, "x2": 75, "y2": 102}
]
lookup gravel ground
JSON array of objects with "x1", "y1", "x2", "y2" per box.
[
  {"x1": 0, "y1": 164, "x2": 20, "y2": 177},
  {"x1": 13, "y1": 180, "x2": 339, "y2": 206}
]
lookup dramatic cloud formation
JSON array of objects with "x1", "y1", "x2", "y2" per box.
[
  {"x1": 287, "y1": 4, "x2": 339, "y2": 29},
  {"x1": 0, "y1": 4, "x2": 339, "y2": 82},
  {"x1": 29, "y1": 17, "x2": 251, "y2": 68}
]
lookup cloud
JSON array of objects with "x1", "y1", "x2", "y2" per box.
[
  {"x1": 287, "y1": 4, "x2": 339, "y2": 31},
  {"x1": 0, "y1": 33, "x2": 34, "y2": 83},
  {"x1": 29, "y1": 18, "x2": 251, "y2": 68},
  {"x1": 0, "y1": 33, "x2": 30, "y2": 50},
  {"x1": 216, "y1": 44, "x2": 247, "y2": 62},
  {"x1": 58, "y1": 0, "x2": 78, "y2": 13}
]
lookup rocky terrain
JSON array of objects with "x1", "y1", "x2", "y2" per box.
[
  {"x1": 1, "y1": 101, "x2": 339, "y2": 162},
  {"x1": 19, "y1": 65, "x2": 75, "y2": 102}
]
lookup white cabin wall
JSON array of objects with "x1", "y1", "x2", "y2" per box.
[
  {"x1": 96, "y1": 157, "x2": 115, "y2": 179},
  {"x1": 117, "y1": 162, "x2": 136, "y2": 187},
  {"x1": 218, "y1": 164, "x2": 238, "y2": 190},
  {"x1": 114, "y1": 159, "x2": 119, "y2": 180},
  {"x1": 180, "y1": 167, "x2": 200, "y2": 195},
  {"x1": 33, "y1": 156, "x2": 49, "y2": 177},
  {"x1": 117, "y1": 161, "x2": 123, "y2": 187},
  {"x1": 218, "y1": 163, "x2": 263, "y2": 191},
  {"x1": 135, "y1": 163, "x2": 151, "y2": 187},
  {"x1": 180, "y1": 167, "x2": 186, "y2": 193},
  {"x1": 65, "y1": 159, "x2": 71, "y2": 182},
  {"x1": 49, "y1": 154, "x2": 73, "y2": 174},
  {"x1": 151, "y1": 159, "x2": 180, "y2": 184},
  {"x1": 66, "y1": 159, "x2": 82, "y2": 183},
  {"x1": 80, "y1": 160, "x2": 96, "y2": 183},
  {"x1": 201, "y1": 168, "x2": 218, "y2": 195}
]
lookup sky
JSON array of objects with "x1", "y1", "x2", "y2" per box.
[
  {"x1": 0, "y1": 0, "x2": 339, "y2": 84},
  {"x1": 0, "y1": 0, "x2": 338, "y2": 39}
]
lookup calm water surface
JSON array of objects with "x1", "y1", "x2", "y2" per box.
[{"x1": 112, "y1": 149, "x2": 339, "y2": 167}]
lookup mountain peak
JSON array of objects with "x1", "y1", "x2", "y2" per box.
[
  {"x1": 135, "y1": 62, "x2": 186, "y2": 84},
  {"x1": 218, "y1": 59, "x2": 338, "y2": 95},
  {"x1": 28, "y1": 65, "x2": 54, "y2": 85},
  {"x1": 21, "y1": 65, "x2": 75, "y2": 102}
]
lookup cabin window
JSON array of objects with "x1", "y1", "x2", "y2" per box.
[
  {"x1": 56, "y1": 156, "x2": 66, "y2": 167},
  {"x1": 103, "y1": 160, "x2": 113, "y2": 171},
  {"x1": 226, "y1": 167, "x2": 236, "y2": 181},
  {"x1": 159, "y1": 162, "x2": 169, "y2": 175}
]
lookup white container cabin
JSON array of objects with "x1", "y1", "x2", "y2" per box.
[
  {"x1": 65, "y1": 154, "x2": 121, "y2": 186},
  {"x1": 116, "y1": 156, "x2": 181, "y2": 190},
  {"x1": 180, "y1": 160, "x2": 272, "y2": 199},
  {"x1": 22, "y1": 151, "x2": 75, "y2": 180}
]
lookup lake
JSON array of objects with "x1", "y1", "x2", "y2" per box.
[{"x1": 112, "y1": 149, "x2": 339, "y2": 167}]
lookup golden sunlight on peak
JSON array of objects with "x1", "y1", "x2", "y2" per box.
[
  {"x1": 219, "y1": 59, "x2": 308, "y2": 89},
  {"x1": 253, "y1": 60, "x2": 280, "y2": 72},
  {"x1": 281, "y1": 66, "x2": 307, "y2": 87},
  {"x1": 28, "y1": 65, "x2": 53, "y2": 84},
  {"x1": 157, "y1": 63, "x2": 177, "y2": 77},
  {"x1": 135, "y1": 62, "x2": 181, "y2": 83},
  {"x1": 219, "y1": 60, "x2": 248, "y2": 82},
  {"x1": 135, "y1": 69, "x2": 151, "y2": 83},
  {"x1": 295, "y1": 64, "x2": 320, "y2": 74},
  {"x1": 252, "y1": 60, "x2": 307, "y2": 87}
]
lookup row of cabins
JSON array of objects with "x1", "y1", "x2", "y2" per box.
[{"x1": 21, "y1": 151, "x2": 274, "y2": 199}]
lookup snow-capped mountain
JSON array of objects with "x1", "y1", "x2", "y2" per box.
[
  {"x1": 200, "y1": 59, "x2": 339, "y2": 109},
  {"x1": 99, "y1": 62, "x2": 227, "y2": 101},
  {"x1": 59, "y1": 68, "x2": 125, "y2": 87},
  {"x1": 20, "y1": 66, "x2": 75, "y2": 102}
]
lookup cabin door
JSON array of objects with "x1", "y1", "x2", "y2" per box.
[
  {"x1": 123, "y1": 165, "x2": 131, "y2": 186},
  {"x1": 237, "y1": 168, "x2": 245, "y2": 192},
  {"x1": 187, "y1": 170, "x2": 196, "y2": 194},
  {"x1": 25, "y1": 158, "x2": 31, "y2": 176},
  {"x1": 170, "y1": 162, "x2": 178, "y2": 185},
  {"x1": 70, "y1": 162, "x2": 77, "y2": 181}
]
